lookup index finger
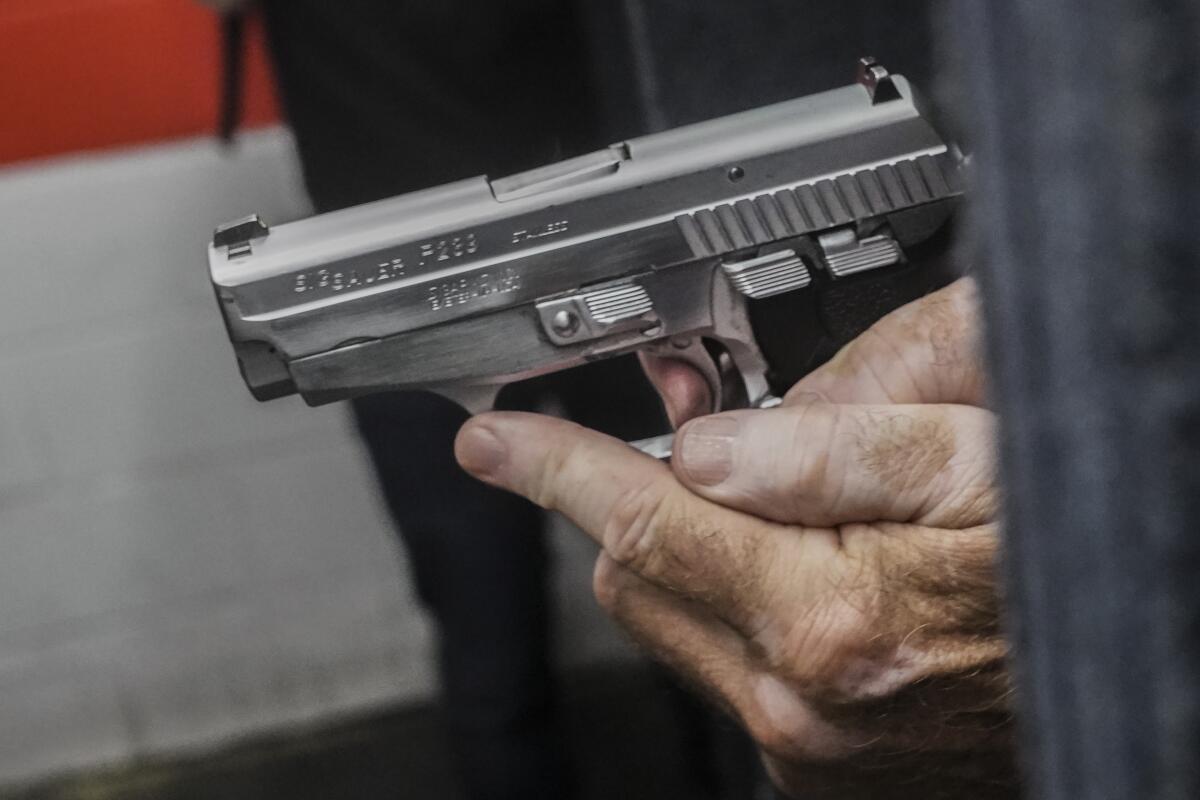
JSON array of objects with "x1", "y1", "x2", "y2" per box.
[
  {"x1": 639, "y1": 352, "x2": 712, "y2": 429},
  {"x1": 455, "y1": 412, "x2": 838, "y2": 633}
]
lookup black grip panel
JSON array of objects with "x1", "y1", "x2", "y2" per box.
[{"x1": 749, "y1": 223, "x2": 961, "y2": 397}]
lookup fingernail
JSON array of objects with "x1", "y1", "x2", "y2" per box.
[
  {"x1": 678, "y1": 416, "x2": 739, "y2": 486},
  {"x1": 456, "y1": 423, "x2": 508, "y2": 478}
]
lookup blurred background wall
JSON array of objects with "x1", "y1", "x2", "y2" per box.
[{"x1": 0, "y1": 0, "x2": 630, "y2": 788}]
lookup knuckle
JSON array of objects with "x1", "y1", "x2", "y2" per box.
[
  {"x1": 917, "y1": 285, "x2": 973, "y2": 366},
  {"x1": 778, "y1": 404, "x2": 840, "y2": 504},
  {"x1": 606, "y1": 479, "x2": 774, "y2": 620},
  {"x1": 888, "y1": 524, "x2": 1003, "y2": 634},
  {"x1": 744, "y1": 710, "x2": 807, "y2": 761},
  {"x1": 741, "y1": 685, "x2": 849, "y2": 763},
  {"x1": 953, "y1": 525, "x2": 1002, "y2": 584},
  {"x1": 932, "y1": 416, "x2": 999, "y2": 525},
  {"x1": 603, "y1": 481, "x2": 673, "y2": 574},
  {"x1": 778, "y1": 600, "x2": 870, "y2": 689},
  {"x1": 775, "y1": 536, "x2": 883, "y2": 691},
  {"x1": 591, "y1": 556, "x2": 623, "y2": 614},
  {"x1": 527, "y1": 439, "x2": 575, "y2": 511},
  {"x1": 941, "y1": 474, "x2": 999, "y2": 528}
]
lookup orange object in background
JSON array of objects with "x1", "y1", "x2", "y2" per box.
[{"x1": 0, "y1": 0, "x2": 281, "y2": 167}]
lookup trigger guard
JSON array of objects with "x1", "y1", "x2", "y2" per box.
[{"x1": 644, "y1": 339, "x2": 724, "y2": 415}]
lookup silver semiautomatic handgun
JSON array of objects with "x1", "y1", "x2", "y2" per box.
[{"x1": 209, "y1": 60, "x2": 964, "y2": 452}]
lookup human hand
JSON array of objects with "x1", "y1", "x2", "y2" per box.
[{"x1": 455, "y1": 279, "x2": 1016, "y2": 798}]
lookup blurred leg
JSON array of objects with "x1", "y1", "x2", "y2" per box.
[
  {"x1": 259, "y1": 1, "x2": 594, "y2": 796},
  {"x1": 352, "y1": 392, "x2": 567, "y2": 800}
]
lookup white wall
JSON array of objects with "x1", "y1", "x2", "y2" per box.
[{"x1": 0, "y1": 130, "x2": 630, "y2": 787}]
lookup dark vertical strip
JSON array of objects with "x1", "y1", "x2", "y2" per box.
[
  {"x1": 619, "y1": 0, "x2": 669, "y2": 133},
  {"x1": 951, "y1": 1, "x2": 1200, "y2": 798},
  {"x1": 755, "y1": 194, "x2": 793, "y2": 238},
  {"x1": 776, "y1": 189, "x2": 811, "y2": 233},
  {"x1": 835, "y1": 173, "x2": 872, "y2": 219},
  {"x1": 218, "y1": 11, "x2": 246, "y2": 144}
]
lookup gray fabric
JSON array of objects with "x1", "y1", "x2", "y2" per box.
[{"x1": 953, "y1": 2, "x2": 1200, "y2": 798}]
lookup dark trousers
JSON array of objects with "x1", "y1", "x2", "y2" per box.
[
  {"x1": 259, "y1": 3, "x2": 667, "y2": 798},
  {"x1": 352, "y1": 369, "x2": 665, "y2": 800}
]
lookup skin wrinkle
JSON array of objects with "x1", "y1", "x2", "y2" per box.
[
  {"x1": 654, "y1": 514, "x2": 730, "y2": 597},
  {"x1": 749, "y1": 532, "x2": 838, "y2": 666},
  {"x1": 920, "y1": 442, "x2": 997, "y2": 527},
  {"x1": 926, "y1": 292, "x2": 987, "y2": 406},
  {"x1": 894, "y1": 287, "x2": 982, "y2": 405},
  {"x1": 603, "y1": 482, "x2": 661, "y2": 569},
  {"x1": 924, "y1": 300, "x2": 966, "y2": 370},
  {"x1": 590, "y1": 552, "x2": 622, "y2": 612},
  {"x1": 755, "y1": 537, "x2": 853, "y2": 669},
  {"x1": 528, "y1": 430, "x2": 582, "y2": 513},
  {"x1": 590, "y1": 554, "x2": 752, "y2": 718},
  {"x1": 629, "y1": 498, "x2": 778, "y2": 638},
  {"x1": 825, "y1": 527, "x2": 882, "y2": 611},
  {"x1": 838, "y1": 332, "x2": 902, "y2": 403},
  {"x1": 772, "y1": 597, "x2": 869, "y2": 693},
  {"x1": 780, "y1": 403, "x2": 840, "y2": 519},
  {"x1": 901, "y1": 291, "x2": 969, "y2": 371},
  {"x1": 941, "y1": 477, "x2": 999, "y2": 529},
  {"x1": 768, "y1": 538, "x2": 886, "y2": 691},
  {"x1": 864, "y1": 325, "x2": 923, "y2": 403}
]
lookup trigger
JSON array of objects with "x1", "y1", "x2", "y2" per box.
[
  {"x1": 632, "y1": 342, "x2": 780, "y2": 461},
  {"x1": 646, "y1": 338, "x2": 723, "y2": 415}
]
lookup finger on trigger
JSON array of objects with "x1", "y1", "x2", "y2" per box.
[
  {"x1": 672, "y1": 402, "x2": 996, "y2": 529},
  {"x1": 639, "y1": 353, "x2": 712, "y2": 428},
  {"x1": 788, "y1": 277, "x2": 986, "y2": 407}
]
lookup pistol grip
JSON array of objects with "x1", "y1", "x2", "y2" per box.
[{"x1": 749, "y1": 227, "x2": 961, "y2": 395}]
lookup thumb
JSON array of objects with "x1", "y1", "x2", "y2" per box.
[{"x1": 672, "y1": 401, "x2": 997, "y2": 529}]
